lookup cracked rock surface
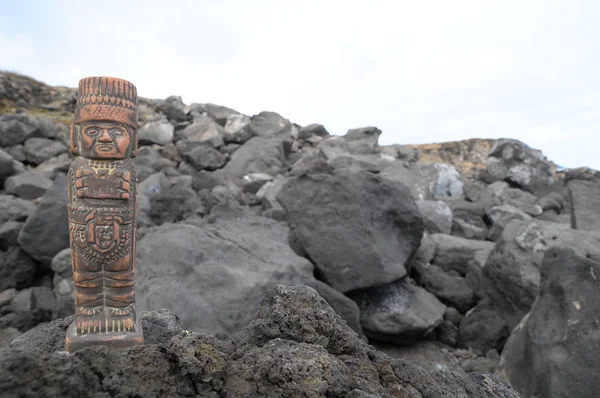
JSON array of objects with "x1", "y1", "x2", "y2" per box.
[{"x1": 1, "y1": 285, "x2": 519, "y2": 397}]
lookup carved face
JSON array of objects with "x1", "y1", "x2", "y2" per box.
[
  {"x1": 78, "y1": 122, "x2": 132, "y2": 159},
  {"x1": 96, "y1": 225, "x2": 115, "y2": 249}
]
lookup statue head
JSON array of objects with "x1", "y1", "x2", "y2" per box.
[{"x1": 71, "y1": 77, "x2": 138, "y2": 159}]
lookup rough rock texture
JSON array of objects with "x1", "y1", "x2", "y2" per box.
[
  {"x1": 486, "y1": 138, "x2": 554, "y2": 193},
  {"x1": 135, "y1": 215, "x2": 316, "y2": 338},
  {"x1": 1, "y1": 285, "x2": 520, "y2": 397},
  {"x1": 349, "y1": 278, "x2": 447, "y2": 345},
  {"x1": 482, "y1": 219, "x2": 600, "y2": 329},
  {"x1": 278, "y1": 170, "x2": 424, "y2": 293},
  {"x1": 17, "y1": 174, "x2": 69, "y2": 267},
  {"x1": 501, "y1": 246, "x2": 600, "y2": 398},
  {"x1": 567, "y1": 172, "x2": 600, "y2": 231}
]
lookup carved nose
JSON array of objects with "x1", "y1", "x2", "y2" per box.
[{"x1": 98, "y1": 129, "x2": 113, "y2": 143}]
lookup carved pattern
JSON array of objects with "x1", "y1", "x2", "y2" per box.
[{"x1": 66, "y1": 76, "x2": 143, "y2": 352}]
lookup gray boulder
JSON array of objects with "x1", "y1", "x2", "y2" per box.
[
  {"x1": 349, "y1": 278, "x2": 446, "y2": 345},
  {"x1": 23, "y1": 137, "x2": 67, "y2": 165},
  {"x1": 482, "y1": 219, "x2": 600, "y2": 329},
  {"x1": 0, "y1": 148, "x2": 16, "y2": 185},
  {"x1": 219, "y1": 135, "x2": 287, "y2": 180},
  {"x1": 277, "y1": 170, "x2": 424, "y2": 293},
  {"x1": 486, "y1": 138, "x2": 554, "y2": 193},
  {"x1": 568, "y1": 175, "x2": 600, "y2": 231},
  {"x1": 0, "y1": 194, "x2": 36, "y2": 225},
  {"x1": 501, "y1": 246, "x2": 600, "y2": 397},
  {"x1": 4, "y1": 170, "x2": 53, "y2": 199},
  {"x1": 0, "y1": 112, "x2": 44, "y2": 147},
  {"x1": 138, "y1": 121, "x2": 174, "y2": 146},
  {"x1": 17, "y1": 174, "x2": 69, "y2": 267},
  {"x1": 135, "y1": 215, "x2": 316, "y2": 337}
]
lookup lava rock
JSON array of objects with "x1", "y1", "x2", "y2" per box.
[
  {"x1": 278, "y1": 170, "x2": 424, "y2": 292},
  {"x1": 349, "y1": 278, "x2": 446, "y2": 345},
  {"x1": 17, "y1": 174, "x2": 69, "y2": 267},
  {"x1": 501, "y1": 246, "x2": 600, "y2": 397}
]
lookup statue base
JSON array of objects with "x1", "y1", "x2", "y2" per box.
[{"x1": 65, "y1": 317, "x2": 144, "y2": 352}]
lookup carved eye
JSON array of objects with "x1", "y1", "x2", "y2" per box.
[
  {"x1": 85, "y1": 128, "x2": 99, "y2": 137},
  {"x1": 112, "y1": 128, "x2": 124, "y2": 136}
]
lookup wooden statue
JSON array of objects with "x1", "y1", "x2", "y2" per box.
[{"x1": 65, "y1": 76, "x2": 144, "y2": 352}]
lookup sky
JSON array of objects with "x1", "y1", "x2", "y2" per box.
[{"x1": 1, "y1": 0, "x2": 599, "y2": 170}]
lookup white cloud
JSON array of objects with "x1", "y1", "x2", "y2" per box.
[{"x1": 2, "y1": 0, "x2": 600, "y2": 169}]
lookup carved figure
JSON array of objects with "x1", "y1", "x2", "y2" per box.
[{"x1": 65, "y1": 76, "x2": 144, "y2": 352}]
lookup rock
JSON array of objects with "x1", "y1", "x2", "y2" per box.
[
  {"x1": 241, "y1": 172, "x2": 272, "y2": 194},
  {"x1": 247, "y1": 111, "x2": 292, "y2": 137},
  {"x1": 501, "y1": 246, "x2": 600, "y2": 398},
  {"x1": 0, "y1": 113, "x2": 44, "y2": 147},
  {"x1": 277, "y1": 170, "x2": 424, "y2": 293},
  {"x1": 34, "y1": 152, "x2": 72, "y2": 177},
  {"x1": 317, "y1": 136, "x2": 351, "y2": 160},
  {"x1": 23, "y1": 137, "x2": 67, "y2": 165},
  {"x1": 157, "y1": 95, "x2": 190, "y2": 123},
  {"x1": 450, "y1": 200, "x2": 489, "y2": 240},
  {"x1": 17, "y1": 174, "x2": 69, "y2": 268},
  {"x1": 328, "y1": 154, "x2": 393, "y2": 173},
  {"x1": 0, "y1": 148, "x2": 16, "y2": 185},
  {"x1": 411, "y1": 261, "x2": 475, "y2": 313},
  {"x1": 0, "y1": 288, "x2": 18, "y2": 310},
  {"x1": 4, "y1": 170, "x2": 53, "y2": 199},
  {"x1": 134, "y1": 146, "x2": 178, "y2": 178},
  {"x1": 191, "y1": 169, "x2": 221, "y2": 193},
  {"x1": 148, "y1": 181, "x2": 203, "y2": 224},
  {"x1": 8, "y1": 309, "x2": 182, "y2": 354},
  {"x1": 486, "y1": 138, "x2": 554, "y2": 193},
  {"x1": 343, "y1": 126, "x2": 382, "y2": 152},
  {"x1": 256, "y1": 174, "x2": 287, "y2": 216},
  {"x1": 184, "y1": 144, "x2": 228, "y2": 171},
  {"x1": 50, "y1": 248, "x2": 74, "y2": 319},
  {"x1": 138, "y1": 171, "x2": 170, "y2": 199},
  {"x1": 0, "y1": 247, "x2": 38, "y2": 291},
  {"x1": 485, "y1": 204, "x2": 532, "y2": 241},
  {"x1": 138, "y1": 121, "x2": 174, "y2": 146},
  {"x1": 0, "y1": 220, "x2": 23, "y2": 250},
  {"x1": 0, "y1": 194, "x2": 36, "y2": 225},
  {"x1": 380, "y1": 162, "x2": 464, "y2": 201},
  {"x1": 373, "y1": 340, "x2": 463, "y2": 373},
  {"x1": 288, "y1": 151, "x2": 332, "y2": 176},
  {"x1": 223, "y1": 113, "x2": 252, "y2": 144},
  {"x1": 0, "y1": 327, "x2": 20, "y2": 349},
  {"x1": 416, "y1": 199, "x2": 453, "y2": 234},
  {"x1": 430, "y1": 234, "x2": 495, "y2": 276},
  {"x1": 458, "y1": 300, "x2": 509, "y2": 355},
  {"x1": 0, "y1": 285, "x2": 520, "y2": 397},
  {"x1": 2, "y1": 286, "x2": 54, "y2": 331},
  {"x1": 482, "y1": 219, "x2": 600, "y2": 329},
  {"x1": 313, "y1": 280, "x2": 365, "y2": 340},
  {"x1": 135, "y1": 216, "x2": 316, "y2": 337},
  {"x1": 298, "y1": 123, "x2": 329, "y2": 140},
  {"x1": 568, "y1": 178, "x2": 600, "y2": 231},
  {"x1": 175, "y1": 115, "x2": 225, "y2": 148},
  {"x1": 411, "y1": 162, "x2": 464, "y2": 200},
  {"x1": 219, "y1": 135, "x2": 287, "y2": 180},
  {"x1": 349, "y1": 278, "x2": 446, "y2": 345}
]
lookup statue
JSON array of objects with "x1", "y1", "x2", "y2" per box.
[{"x1": 65, "y1": 76, "x2": 144, "y2": 352}]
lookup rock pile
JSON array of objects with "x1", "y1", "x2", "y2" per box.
[
  {"x1": 0, "y1": 71, "x2": 598, "y2": 397},
  {"x1": 1, "y1": 285, "x2": 519, "y2": 397}
]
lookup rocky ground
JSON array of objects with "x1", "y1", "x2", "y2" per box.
[{"x1": 0, "y1": 72, "x2": 598, "y2": 397}]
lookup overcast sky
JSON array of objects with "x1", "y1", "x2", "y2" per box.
[{"x1": 2, "y1": 0, "x2": 599, "y2": 169}]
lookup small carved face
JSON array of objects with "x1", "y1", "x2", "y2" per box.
[
  {"x1": 78, "y1": 122, "x2": 132, "y2": 159},
  {"x1": 97, "y1": 225, "x2": 114, "y2": 249}
]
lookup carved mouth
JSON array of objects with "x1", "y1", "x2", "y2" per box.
[{"x1": 96, "y1": 145, "x2": 115, "y2": 152}]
